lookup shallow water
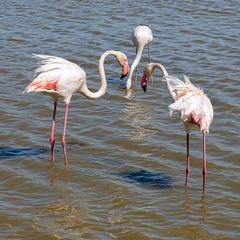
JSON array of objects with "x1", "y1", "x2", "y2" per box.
[{"x1": 1, "y1": 1, "x2": 240, "y2": 239}]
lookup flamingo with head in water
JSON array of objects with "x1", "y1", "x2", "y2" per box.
[
  {"x1": 24, "y1": 50, "x2": 129, "y2": 165},
  {"x1": 125, "y1": 25, "x2": 153, "y2": 90},
  {"x1": 141, "y1": 63, "x2": 213, "y2": 188}
]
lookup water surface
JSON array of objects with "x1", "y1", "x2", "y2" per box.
[{"x1": 0, "y1": 1, "x2": 240, "y2": 239}]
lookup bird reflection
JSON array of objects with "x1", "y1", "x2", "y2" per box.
[
  {"x1": 122, "y1": 100, "x2": 154, "y2": 141},
  {"x1": 200, "y1": 192, "x2": 209, "y2": 223},
  {"x1": 124, "y1": 88, "x2": 132, "y2": 99},
  {"x1": 49, "y1": 164, "x2": 71, "y2": 186},
  {"x1": 184, "y1": 188, "x2": 209, "y2": 223},
  {"x1": 121, "y1": 169, "x2": 172, "y2": 189},
  {"x1": 0, "y1": 147, "x2": 46, "y2": 158}
]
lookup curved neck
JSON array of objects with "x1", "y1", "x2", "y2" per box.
[
  {"x1": 153, "y1": 63, "x2": 177, "y2": 101},
  {"x1": 150, "y1": 62, "x2": 175, "y2": 100},
  {"x1": 152, "y1": 63, "x2": 169, "y2": 77},
  {"x1": 126, "y1": 44, "x2": 144, "y2": 89},
  {"x1": 80, "y1": 50, "x2": 115, "y2": 99}
]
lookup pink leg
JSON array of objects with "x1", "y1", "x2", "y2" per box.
[
  {"x1": 147, "y1": 45, "x2": 151, "y2": 63},
  {"x1": 134, "y1": 65, "x2": 138, "y2": 82},
  {"x1": 147, "y1": 46, "x2": 154, "y2": 84},
  {"x1": 50, "y1": 101, "x2": 57, "y2": 162},
  {"x1": 185, "y1": 133, "x2": 190, "y2": 187},
  {"x1": 134, "y1": 48, "x2": 138, "y2": 82},
  {"x1": 202, "y1": 132, "x2": 207, "y2": 189},
  {"x1": 62, "y1": 103, "x2": 69, "y2": 166}
]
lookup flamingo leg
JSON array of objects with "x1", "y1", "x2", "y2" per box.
[
  {"x1": 202, "y1": 132, "x2": 207, "y2": 189},
  {"x1": 50, "y1": 101, "x2": 57, "y2": 162},
  {"x1": 134, "y1": 65, "x2": 138, "y2": 82},
  {"x1": 62, "y1": 103, "x2": 69, "y2": 166},
  {"x1": 134, "y1": 48, "x2": 138, "y2": 82},
  {"x1": 147, "y1": 45, "x2": 151, "y2": 63},
  {"x1": 185, "y1": 133, "x2": 190, "y2": 187},
  {"x1": 147, "y1": 45, "x2": 154, "y2": 84}
]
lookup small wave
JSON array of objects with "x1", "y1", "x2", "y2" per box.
[
  {"x1": 121, "y1": 169, "x2": 173, "y2": 189},
  {"x1": 0, "y1": 147, "x2": 46, "y2": 158}
]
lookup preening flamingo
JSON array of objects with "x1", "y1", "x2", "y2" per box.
[
  {"x1": 126, "y1": 25, "x2": 153, "y2": 90},
  {"x1": 141, "y1": 63, "x2": 213, "y2": 188},
  {"x1": 24, "y1": 50, "x2": 129, "y2": 165}
]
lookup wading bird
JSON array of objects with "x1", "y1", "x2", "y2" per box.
[
  {"x1": 24, "y1": 51, "x2": 129, "y2": 165},
  {"x1": 126, "y1": 25, "x2": 153, "y2": 90},
  {"x1": 141, "y1": 63, "x2": 213, "y2": 188}
]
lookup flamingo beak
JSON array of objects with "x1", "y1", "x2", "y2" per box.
[
  {"x1": 141, "y1": 73, "x2": 148, "y2": 92},
  {"x1": 120, "y1": 62, "x2": 129, "y2": 79},
  {"x1": 142, "y1": 84, "x2": 147, "y2": 92}
]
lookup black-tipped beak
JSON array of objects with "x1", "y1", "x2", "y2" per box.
[
  {"x1": 142, "y1": 84, "x2": 147, "y2": 92},
  {"x1": 141, "y1": 72, "x2": 148, "y2": 93},
  {"x1": 120, "y1": 73, "x2": 127, "y2": 79}
]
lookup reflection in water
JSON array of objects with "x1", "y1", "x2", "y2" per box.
[
  {"x1": 0, "y1": 147, "x2": 46, "y2": 158},
  {"x1": 184, "y1": 189, "x2": 209, "y2": 224},
  {"x1": 121, "y1": 169, "x2": 172, "y2": 189},
  {"x1": 124, "y1": 88, "x2": 132, "y2": 99},
  {"x1": 35, "y1": 199, "x2": 89, "y2": 239},
  {"x1": 38, "y1": 166, "x2": 96, "y2": 239},
  {"x1": 199, "y1": 192, "x2": 209, "y2": 223},
  {"x1": 107, "y1": 77, "x2": 126, "y2": 87},
  {"x1": 122, "y1": 100, "x2": 154, "y2": 141},
  {"x1": 49, "y1": 164, "x2": 71, "y2": 186},
  {"x1": 1, "y1": 0, "x2": 239, "y2": 238},
  {"x1": 203, "y1": 174, "x2": 206, "y2": 193}
]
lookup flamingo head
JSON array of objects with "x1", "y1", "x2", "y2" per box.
[
  {"x1": 115, "y1": 52, "x2": 129, "y2": 79},
  {"x1": 141, "y1": 63, "x2": 153, "y2": 92}
]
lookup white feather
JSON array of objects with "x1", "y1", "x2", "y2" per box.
[{"x1": 166, "y1": 75, "x2": 213, "y2": 133}]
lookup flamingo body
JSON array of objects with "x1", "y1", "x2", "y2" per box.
[
  {"x1": 166, "y1": 75, "x2": 213, "y2": 134},
  {"x1": 141, "y1": 63, "x2": 213, "y2": 188},
  {"x1": 25, "y1": 55, "x2": 86, "y2": 103},
  {"x1": 25, "y1": 51, "x2": 129, "y2": 165}
]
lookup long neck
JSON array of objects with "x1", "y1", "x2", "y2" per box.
[
  {"x1": 152, "y1": 63, "x2": 168, "y2": 77},
  {"x1": 152, "y1": 63, "x2": 177, "y2": 101},
  {"x1": 80, "y1": 51, "x2": 113, "y2": 99},
  {"x1": 126, "y1": 44, "x2": 144, "y2": 89}
]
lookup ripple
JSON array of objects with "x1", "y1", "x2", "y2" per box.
[
  {"x1": 121, "y1": 170, "x2": 173, "y2": 189},
  {"x1": 0, "y1": 147, "x2": 47, "y2": 158},
  {"x1": 0, "y1": 0, "x2": 239, "y2": 239}
]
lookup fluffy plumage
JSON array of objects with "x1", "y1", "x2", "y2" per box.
[
  {"x1": 141, "y1": 62, "x2": 214, "y2": 188},
  {"x1": 166, "y1": 75, "x2": 213, "y2": 134},
  {"x1": 24, "y1": 51, "x2": 129, "y2": 165}
]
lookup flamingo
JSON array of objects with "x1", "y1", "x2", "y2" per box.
[
  {"x1": 141, "y1": 63, "x2": 213, "y2": 188},
  {"x1": 24, "y1": 50, "x2": 129, "y2": 165},
  {"x1": 126, "y1": 25, "x2": 153, "y2": 90}
]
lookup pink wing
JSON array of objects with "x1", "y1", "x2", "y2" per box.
[
  {"x1": 25, "y1": 78, "x2": 59, "y2": 92},
  {"x1": 24, "y1": 54, "x2": 83, "y2": 93}
]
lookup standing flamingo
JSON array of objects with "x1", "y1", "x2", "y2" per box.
[
  {"x1": 141, "y1": 63, "x2": 213, "y2": 188},
  {"x1": 125, "y1": 25, "x2": 153, "y2": 90},
  {"x1": 24, "y1": 50, "x2": 129, "y2": 165}
]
